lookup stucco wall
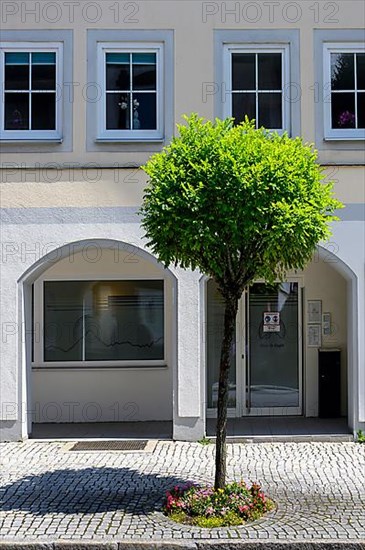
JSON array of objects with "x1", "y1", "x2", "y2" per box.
[
  {"x1": 1, "y1": 0, "x2": 364, "y2": 168},
  {"x1": 0, "y1": 0, "x2": 364, "y2": 440}
]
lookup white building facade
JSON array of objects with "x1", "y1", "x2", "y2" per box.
[{"x1": 0, "y1": 1, "x2": 364, "y2": 441}]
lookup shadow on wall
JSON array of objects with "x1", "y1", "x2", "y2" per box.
[{"x1": 0, "y1": 466, "x2": 191, "y2": 515}]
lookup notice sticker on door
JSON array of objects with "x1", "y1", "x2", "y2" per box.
[{"x1": 263, "y1": 312, "x2": 280, "y2": 332}]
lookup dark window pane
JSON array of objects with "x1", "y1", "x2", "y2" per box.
[
  {"x1": 331, "y1": 93, "x2": 355, "y2": 128},
  {"x1": 258, "y1": 93, "x2": 282, "y2": 129},
  {"x1": 331, "y1": 53, "x2": 355, "y2": 90},
  {"x1": 106, "y1": 93, "x2": 130, "y2": 129},
  {"x1": 249, "y1": 283, "x2": 299, "y2": 408},
  {"x1": 207, "y1": 279, "x2": 236, "y2": 409},
  {"x1": 5, "y1": 64, "x2": 29, "y2": 90},
  {"x1": 85, "y1": 280, "x2": 164, "y2": 361},
  {"x1": 258, "y1": 53, "x2": 282, "y2": 90},
  {"x1": 32, "y1": 64, "x2": 56, "y2": 90},
  {"x1": 132, "y1": 93, "x2": 157, "y2": 129},
  {"x1": 106, "y1": 63, "x2": 130, "y2": 91},
  {"x1": 106, "y1": 53, "x2": 129, "y2": 63},
  {"x1": 232, "y1": 93, "x2": 256, "y2": 124},
  {"x1": 358, "y1": 92, "x2": 365, "y2": 128},
  {"x1": 4, "y1": 93, "x2": 29, "y2": 129},
  {"x1": 44, "y1": 282, "x2": 83, "y2": 362},
  {"x1": 232, "y1": 53, "x2": 255, "y2": 90},
  {"x1": 5, "y1": 52, "x2": 29, "y2": 64},
  {"x1": 132, "y1": 63, "x2": 156, "y2": 91},
  {"x1": 44, "y1": 280, "x2": 164, "y2": 362},
  {"x1": 356, "y1": 53, "x2": 365, "y2": 89},
  {"x1": 31, "y1": 93, "x2": 56, "y2": 130},
  {"x1": 32, "y1": 52, "x2": 55, "y2": 64},
  {"x1": 132, "y1": 53, "x2": 156, "y2": 64}
]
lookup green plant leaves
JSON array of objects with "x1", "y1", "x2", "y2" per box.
[{"x1": 141, "y1": 114, "x2": 343, "y2": 294}]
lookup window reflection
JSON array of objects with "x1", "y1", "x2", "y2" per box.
[{"x1": 44, "y1": 280, "x2": 164, "y2": 362}]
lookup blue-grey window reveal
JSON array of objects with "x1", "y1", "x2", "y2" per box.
[
  {"x1": 1, "y1": 30, "x2": 72, "y2": 150},
  {"x1": 231, "y1": 51, "x2": 284, "y2": 130},
  {"x1": 105, "y1": 52, "x2": 157, "y2": 131},
  {"x1": 330, "y1": 52, "x2": 365, "y2": 130},
  {"x1": 4, "y1": 51, "x2": 56, "y2": 131},
  {"x1": 319, "y1": 38, "x2": 365, "y2": 142},
  {"x1": 0, "y1": 41, "x2": 65, "y2": 142},
  {"x1": 44, "y1": 280, "x2": 164, "y2": 362},
  {"x1": 87, "y1": 30, "x2": 173, "y2": 150}
]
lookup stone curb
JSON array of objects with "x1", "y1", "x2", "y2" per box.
[{"x1": 0, "y1": 542, "x2": 365, "y2": 550}]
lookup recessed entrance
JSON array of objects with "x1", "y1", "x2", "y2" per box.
[{"x1": 206, "y1": 279, "x2": 303, "y2": 418}]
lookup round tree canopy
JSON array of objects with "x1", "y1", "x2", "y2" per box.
[{"x1": 141, "y1": 115, "x2": 342, "y2": 296}]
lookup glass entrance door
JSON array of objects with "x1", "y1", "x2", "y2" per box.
[
  {"x1": 245, "y1": 282, "x2": 302, "y2": 415},
  {"x1": 206, "y1": 280, "x2": 302, "y2": 417}
]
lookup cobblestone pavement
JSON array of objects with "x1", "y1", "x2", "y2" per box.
[{"x1": 0, "y1": 440, "x2": 364, "y2": 542}]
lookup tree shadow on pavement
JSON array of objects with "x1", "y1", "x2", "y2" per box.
[{"x1": 0, "y1": 466, "x2": 191, "y2": 516}]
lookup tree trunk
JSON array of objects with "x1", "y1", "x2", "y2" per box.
[{"x1": 214, "y1": 296, "x2": 239, "y2": 490}]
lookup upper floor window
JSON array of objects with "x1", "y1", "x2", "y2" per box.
[
  {"x1": 97, "y1": 42, "x2": 163, "y2": 141},
  {"x1": 0, "y1": 43, "x2": 63, "y2": 141},
  {"x1": 224, "y1": 45, "x2": 290, "y2": 133},
  {"x1": 324, "y1": 43, "x2": 365, "y2": 140}
]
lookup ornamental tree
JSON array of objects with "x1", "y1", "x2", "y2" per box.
[{"x1": 141, "y1": 115, "x2": 342, "y2": 489}]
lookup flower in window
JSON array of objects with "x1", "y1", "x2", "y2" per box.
[{"x1": 338, "y1": 110, "x2": 356, "y2": 127}]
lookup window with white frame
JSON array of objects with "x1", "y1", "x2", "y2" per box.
[
  {"x1": 224, "y1": 45, "x2": 290, "y2": 133},
  {"x1": 40, "y1": 280, "x2": 165, "y2": 364},
  {"x1": 97, "y1": 43, "x2": 163, "y2": 141},
  {"x1": 323, "y1": 43, "x2": 365, "y2": 139},
  {"x1": 0, "y1": 43, "x2": 63, "y2": 141}
]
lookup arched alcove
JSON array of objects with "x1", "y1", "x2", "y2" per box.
[
  {"x1": 18, "y1": 239, "x2": 177, "y2": 438},
  {"x1": 203, "y1": 243, "x2": 358, "y2": 435}
]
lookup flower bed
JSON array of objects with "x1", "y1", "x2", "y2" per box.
[{"x1": 164, "y1": 481, "x2": 275, "y2": 528}]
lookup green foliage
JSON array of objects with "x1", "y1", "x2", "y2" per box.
[
  {"x1": 164, "y1": 481, "x2": 274, "y2": 527},
  {"x1": 356, "y1": 430, "x2": 365, "y2": 443},
  {"x1": 141, "y1": 115, "x2": 342, "y2": 295},
  {"x1": 197, "y1": 437, "x2": 213, "y2": 445}
]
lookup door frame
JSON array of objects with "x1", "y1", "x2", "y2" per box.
[{"x1": 206, "y1": 277, "x2": 303, "y2": 419}]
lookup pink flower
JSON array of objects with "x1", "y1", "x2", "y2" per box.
[
  {"x1": 238, "y1": 504, "x2": 249, "y2": 514},
  {"x1": 338, "y1": 110, "x2": 355, "y2": 127}
]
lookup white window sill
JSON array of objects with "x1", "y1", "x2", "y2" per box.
[
  {"x1": 324, "y1": 136, "x2": 365, "y2": 141},
  {"x1": 0, "y1": 137, "x2": 63, "y2": 143},
  {"x1": 95, "y1": 137, "x2": 164, "y2": 143},
  {"x1": 32, "y1": 363, "x2": 168, "y2": 371}
]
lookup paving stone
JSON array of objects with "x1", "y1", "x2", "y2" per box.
[
  {"x1": 54, "y1": 543, "x2": 118, "y2": 550},
  {"x1": 0, "y1": 441, "x2": 364, "y2": 542},
  {"x1": 0, "y1": 545, "x2": 54, "y2": 549}
]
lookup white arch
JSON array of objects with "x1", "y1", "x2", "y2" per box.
[
  {"x1": 18, "y1": 238, "x2": 177, "y2": 438},
  {"x1": 18, "y1": 238, "x2": 176, "y2": 284}
]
